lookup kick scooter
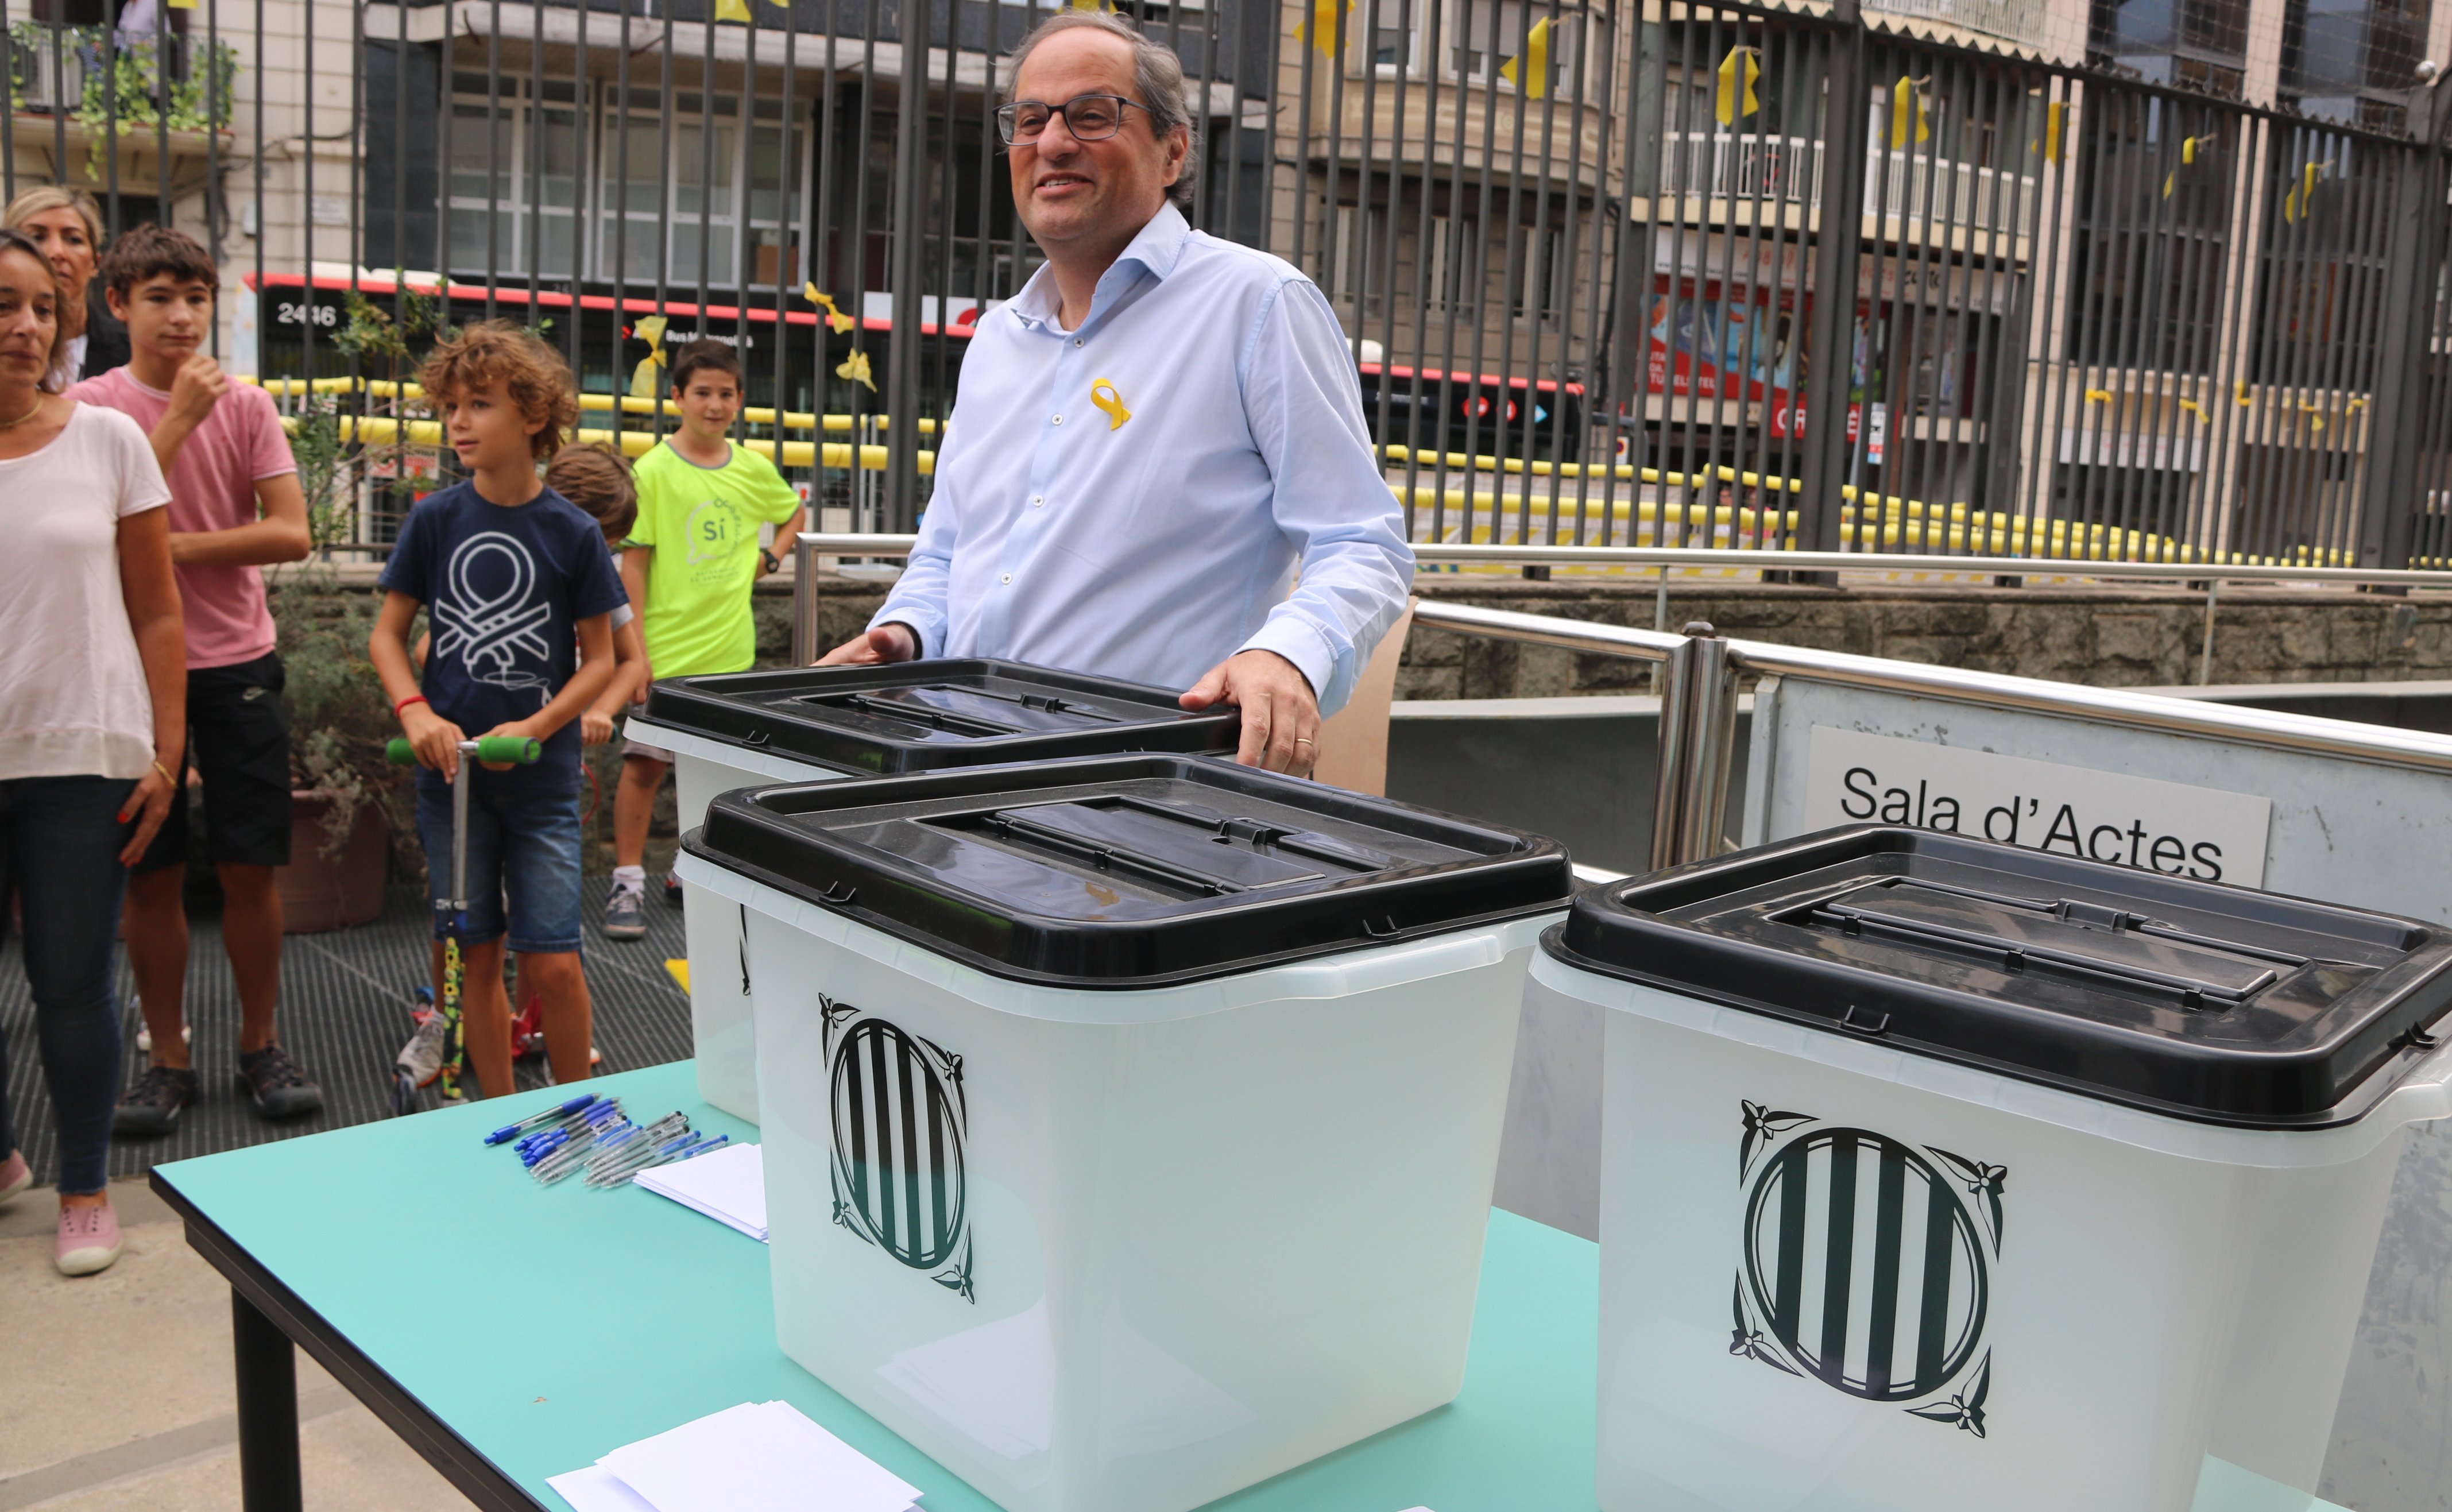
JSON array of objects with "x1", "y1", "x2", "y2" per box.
[{"x1": 386, "y1": 733, "x2": 540, "y2": 1113}]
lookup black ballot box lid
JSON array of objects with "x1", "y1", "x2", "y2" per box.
[{"x1": 1545, "y1": 825, "x2": 2452, "y2": 1129}]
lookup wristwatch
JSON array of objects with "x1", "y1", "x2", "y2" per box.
[{"x1": 760, "y1": 547, "x2": 781, "y2": 574}]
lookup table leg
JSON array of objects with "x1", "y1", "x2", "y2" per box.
[{"x1": 231, "y1": 1287, "x2": 303, "y2": 1512}]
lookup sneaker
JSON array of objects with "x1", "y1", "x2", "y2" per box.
[
  {"x1": 0, "y1": 1150, "x2": 29, "y2": 1208},
  {"x1": 604, "y1": 884, "x2": 646, "y2": 940},
  {"x1": 56, "y1": 1198, "x2": 123, "y2": 1276},
  {"x1": 114, "y1": 1065, "x2": 200, "y2": 1137},
  {"x1": 662, "y1": 872, "x2": 684, "y2": 908},
  {"x1": 236, "y1": 1045, "x2": 324, "y2": 1121},
  {"x1": 396, "y1": 1014, "x2": 448, "y2": 1088}
]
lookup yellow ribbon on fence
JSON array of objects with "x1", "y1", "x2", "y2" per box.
[
  {"x1": 837, "y1": 350, "x2": 876, "y2": 392},
  {"x1": 803, "y1": 284, "x2": 855, "y2": 334},
  {"x1": 1500, "y1": 18, "x2": 1552, "y2": 100},
  {"x1": 2237, "y1": 378, "x2": 2253, "y2": 408},
  {"x1": 1295, "y1": 0, "x2": 1350, "y2": 54},
  {"x1": 2040, "y1": 100, "x2": 2065, "y2": 164},
  {"x1": 2178, "y1": 398, "x2": 2207, "y2": 422},
  {"x1": 714, "y1": 0, "x2": 753, "y2": 22},
  {"x1": 2284, "y1": 161, "x2": 2326, "y2": 224},
  {"x1": 1089, "y1": 380, "x2": 1132, "y2": 431},
  {"x1": 2302, "y1": 403, "x2": 2326, "y2": 432},
  {"x1": 628, "y1": 315, "x2": 668, "y2": 399},
  {"x1": 2084, "y1": 388, "x2": 2113, "y2": 404},
  {"x1": 1890, "y1": 76, "x2": 1929, "y2": 147},
  {"x1": 1715, "y1": 47, "x2": 1760, "y2": 126}
]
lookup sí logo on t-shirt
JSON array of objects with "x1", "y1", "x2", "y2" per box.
[{"x1": 436, "y1": 531, "x2": 554, "y2": 700}]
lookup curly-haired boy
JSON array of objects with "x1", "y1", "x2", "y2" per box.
[{"x1": 367, "y1": 322, "x2": 628, "y2": 1095}]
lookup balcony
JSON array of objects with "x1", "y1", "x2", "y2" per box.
[
  {"x1": 6, "y1": 22, "x2": 238, "y2": 196},
  {"x1": 1655, "y1": 129, "x2": 2040, "y2": 253}
]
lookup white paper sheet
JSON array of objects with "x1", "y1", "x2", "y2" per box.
[
  {"x1": 635, "y1": 1142, "x2": 768, "y2": 1242},
  {"x1": 595, "y1": 1399, "x2": 921, "y2": 1512},
  {"x1": 545, "y1": 1463, "x2": 660, "y2": 1512}
]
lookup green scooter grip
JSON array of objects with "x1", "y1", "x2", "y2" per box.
[{"x1": 385, "y1": 735, "x2": 544, "y2": 765}]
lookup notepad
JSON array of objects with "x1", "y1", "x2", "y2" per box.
[
  {"x1": 587, "y1": 1400, "x2": 922, "y2": 1512},
  {"x1": 634, "y1": 1141, "x2": 767, "y2": 1243}
]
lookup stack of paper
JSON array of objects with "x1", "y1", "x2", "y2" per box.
[
  {"x1": 549, "y1": 1401, "x2": 921, "y2": 1512},
  {"x1": 634, "y1": 1141, "x2": 768, "y2": 1242}
]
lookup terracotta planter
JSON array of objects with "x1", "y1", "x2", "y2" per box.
[{"x1": 277, "y1": 790, "x2": 388, "y2": 933}]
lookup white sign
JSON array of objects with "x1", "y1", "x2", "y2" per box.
[{"x1": 1801, "y1": 726, "x2": 2275, "y2": 888}]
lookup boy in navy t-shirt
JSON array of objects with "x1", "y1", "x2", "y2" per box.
[{"x1": 369, "y1": 323, "x2": 625, "y2": 1097}]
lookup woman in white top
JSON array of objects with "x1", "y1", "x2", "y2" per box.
[{"x1": 0, "y1": 226, "x2": 185, "y2": 1277}]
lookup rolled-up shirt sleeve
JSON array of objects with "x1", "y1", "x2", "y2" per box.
[
  {"x1": 1236, "y1": 277, "x2": 1415, "y2": 717},
  {"x1": 871, "y1": 423, "x2": 961, "y2": 659}
]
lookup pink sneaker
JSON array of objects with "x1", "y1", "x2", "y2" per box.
[
  {"x1": 56, "y1": 1198, "x2": 123, "y2": 1277},
  {"x1": 0, "y1": 1150, "x2": 29, "y2": 1207}
]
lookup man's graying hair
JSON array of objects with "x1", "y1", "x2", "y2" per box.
[{"x1": 1002, "y1": 10, "x2": 1197, "y2": 207}]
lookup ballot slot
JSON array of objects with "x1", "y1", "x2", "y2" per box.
[
  {"x1": 919, "y1": 795, "x2": 1416, "y2": 904},
  {"x1": 1777, "y1": 877, "x2": 2307, "y2": 1007},
  {"x1": 786, "y1": 682, "x2": 1136, "y2": 743}
]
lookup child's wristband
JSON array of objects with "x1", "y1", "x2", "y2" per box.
[{"x1": 394, "y1": 694, "x2": 430, "y2": 718}]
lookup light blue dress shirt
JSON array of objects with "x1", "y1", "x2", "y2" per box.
[{"x1": 870, "y1": 203, "x2": 1415, "y2": 717}]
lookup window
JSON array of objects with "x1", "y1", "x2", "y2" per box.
[{"x1": 443, "y1": 78, "x2": 806, "y2": 288}]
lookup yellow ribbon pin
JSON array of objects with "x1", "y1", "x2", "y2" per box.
[
  {"x1": 628, "y1": 315, "x2": 668, "y2": 399},
  {"x1": 803, "y1": 283, "x2": 855, "y2": 333},
  {"x1": 1089, "y1": 379, "x2": 1131, "y2": 430},
  {"x1": 837, "y1": 350, "x2": 876, "y2": 392}
]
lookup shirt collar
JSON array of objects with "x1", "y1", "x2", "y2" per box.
[{"x1": 1008, "y1": 202, "x2": 1192, "y2": 332}]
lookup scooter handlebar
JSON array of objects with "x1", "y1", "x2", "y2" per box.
[{"x1": 385, "y1": 736, "x2": 544, "y2": 766}]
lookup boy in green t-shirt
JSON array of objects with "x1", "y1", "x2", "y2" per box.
[{"x1": 608, "y1": 338, "x2": 803, "y2": 938}]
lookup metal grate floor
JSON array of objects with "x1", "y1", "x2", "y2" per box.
[{"x1": 1, "y1": 883, "x2": 694, "y2": 1187}]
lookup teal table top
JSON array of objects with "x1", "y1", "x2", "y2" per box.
[
  {"x1": 153, "y1": 1061, "x2": 1597, "y2": 1512},
  {"x1": 152, "y1": 1059, "x2": 2349, "y2": 1512}
]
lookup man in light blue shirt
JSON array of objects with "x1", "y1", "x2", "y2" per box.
[{"x1": 818, "y1": 10, "x2": 1413, "y2": 777}]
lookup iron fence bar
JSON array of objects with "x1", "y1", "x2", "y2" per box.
[
  {"x1": 1797, "y1": 0, "x2": 1865, "y2": 556},
  {"x1": 2198, "y1": 113, "x2": 2260, "y2": 564},
  {"x1": 528, "y1": 0, "x2": 544, "y2": 314},
  {"x1": 692, "y1": 7, "x2": 712, "y2": 325},
  {"x1": 484, "y1": 0, "x2": 502, "y2": 319},
  {"x1": 651, "y1": 0, "x2": 673, "y2": 440},
  {"x1": 1, "y1": 0, "x2": 13, "y2": 206},
  {"x1": 1364, "y1": 0, "x2": 1405, "y2": 533},
  {"x1": 882, "y1": 0, "x2": 930, "y2": 531},
  {"x1": 1398, "y1": 0, "x2": 1441, "y2": 535},
  {"x1": 2360, "y1": 126, "x2": 2439, "y2": 568},
  {"x1": 2330, "y1": 127, "x2": 2395, "y2": 566},
  {"x1": 775, "y1": 0, "x2": 797, "y2": 462}
]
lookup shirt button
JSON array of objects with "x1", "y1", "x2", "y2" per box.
[
  {"x1": 1073, "y1": 338, "x2": 1083, "y2": 347},
  {"x1": 1051, "y1": 413, "x2": 1063, "y2": 426},
  {"x1": 1001, "y1": 573, "x2": 1014, "y2": 585},
  {"x1": 1032, "y1": 495, "x2": 1045, "y2": 507}
]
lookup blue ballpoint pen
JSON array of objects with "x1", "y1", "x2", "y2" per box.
[{"x1": 484, "y1": 1094, "x2": 600, "y2": 1145}]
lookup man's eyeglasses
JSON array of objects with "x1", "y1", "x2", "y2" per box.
[{"x1": 995, "y1": 94, "x2": 1147, "y2": 146}]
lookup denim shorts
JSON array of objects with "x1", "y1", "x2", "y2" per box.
[{"x1": 415, "y1": 780, "x2": 586, "y2": 954}]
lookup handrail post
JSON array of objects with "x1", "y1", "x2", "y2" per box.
[
  {"x1": 1650, "y1": 633, "x2": 1698, "y2": 872},
  {"x1": 1679, "y1": 629, "x2": 1740, "y2": 863},
  {"x1": 791, "y1": 532, "x2": 822, "y2": 667},
  {"x1": 1652, "y1": 621, "x2": 1739, "y2": 869}
]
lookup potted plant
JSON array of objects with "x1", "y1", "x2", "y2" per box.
[{"x1": 267, "y1": 370, "x2": 426, "y2": 931}]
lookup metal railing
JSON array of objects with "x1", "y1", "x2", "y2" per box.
[
  {"x1": 791, "y1": 530, "x2": 2452, "y2": 871},
  {"x1": 791, "y1": 531, "x2": 2452, "y2": 694}
]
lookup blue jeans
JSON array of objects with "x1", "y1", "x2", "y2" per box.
[
  {"x1": 415, "y1": 781, "x2": 586, "y2": 953},
  {"x1": 0, "y1": 776, "x2": 134, "y2": 1196}
]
